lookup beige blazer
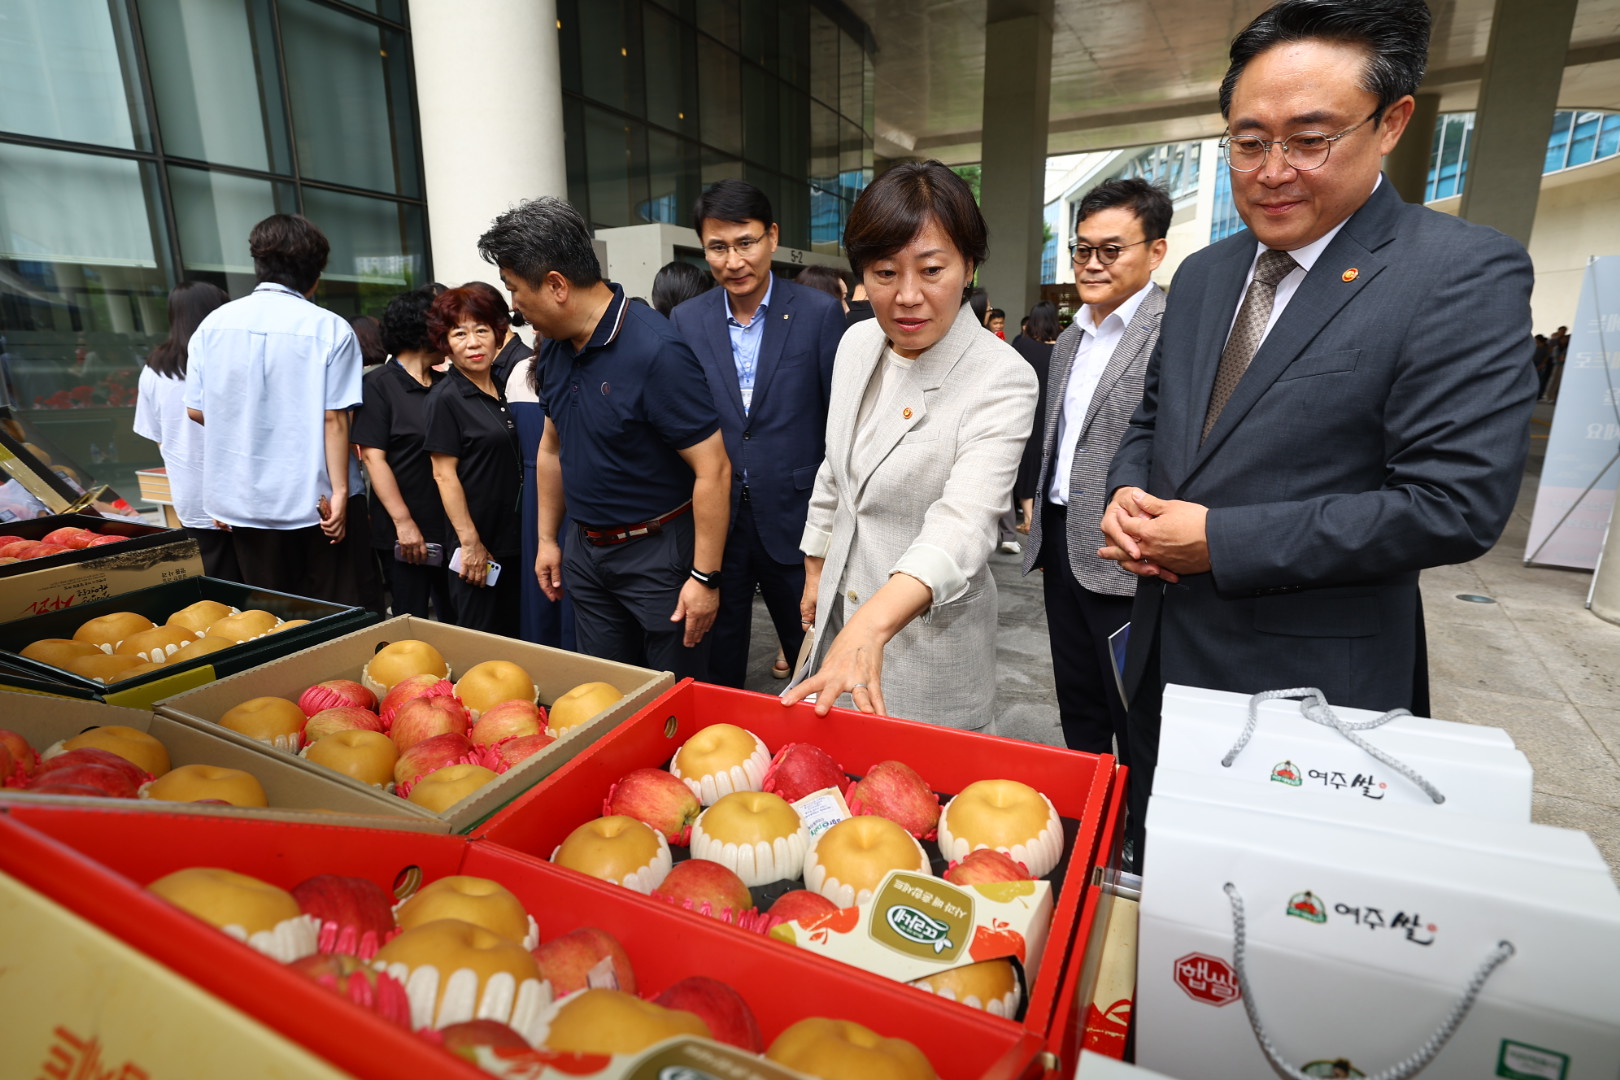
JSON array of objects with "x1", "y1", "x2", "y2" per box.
[{"x1": 800, "y1": 301, "x2": 1039, "y2": 730}]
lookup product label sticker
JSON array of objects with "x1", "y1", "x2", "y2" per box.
[
  {"x1": 790, "y1": 787, "x2": 850, "y2": 840},
  {"x1": 869, "y1": 872, "x2": 972, "y2": 963},
  {"x1": 1286, "y1": 890, "x2": 1327, "y2": 923},
  {"x1": 1172, "y1": 952, "x2": 1241, "y2": 1007},
  {"x1": 1496, "y1": 1040, "x2": 1570, "y2": 1080}
]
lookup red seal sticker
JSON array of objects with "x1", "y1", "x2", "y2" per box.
[{"x1": 1173, "y1": 952, "x2": 1241, "y2": 1007}]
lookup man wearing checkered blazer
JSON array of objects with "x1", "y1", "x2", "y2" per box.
[{"x1": 1023, "y1": 179, "x2": 1170, "y2": 759}]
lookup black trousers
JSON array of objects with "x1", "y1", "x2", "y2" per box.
[
  {"x1": 447, "y1": 558, "x2": 521, "y2": 638},
  {"x1": 230, "y1": 524, "x2": 358, "y2": 606},
  {"x1": 1040, "y1": 501, "x2": 1134, "y2": 757},
  {"x1": 185, "y1": 526, "x2": 241, "y2": 582},
  {"x1": 1124, "y1": 630, "x2": 1165, "y2": 873},
  {"x1": 381, "y1": 553, "x2": 453, "y2": 621},
  {"x1": 709, "y1": 495, "x2": 805, "y2": 688},
  {"x1": 563, "y1": 512, "x2": 712, "y2": 682}
]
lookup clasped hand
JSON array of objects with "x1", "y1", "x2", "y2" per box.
[{"x1": 1097, "y1": 487, "x2": 1211, "y2": 582}]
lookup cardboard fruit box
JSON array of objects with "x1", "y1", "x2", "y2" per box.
[
  {"x1": 474, "y1": 679, "x2": 1120, "y2": 1064},
  {"x1": 0, "y1": 805, "x2": 1048, "y2": 1080},
  {"x1": 157, "y1": 615, "x2": 674, "y2": 833},
  {"x1": 0, "y1": 576, "x2": 376, "y2": 707},
  {"x1": 0, "y1": 691, "x2": 441, "y2": 832},
  {"x1": 0, "y1": 511, "x2": 203, "y2": 621}
]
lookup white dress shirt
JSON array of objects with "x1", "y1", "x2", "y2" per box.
[{"x1": 1049, "y1": 280, "x2": 1155, "y2": 505}]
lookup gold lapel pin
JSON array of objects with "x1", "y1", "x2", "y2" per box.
[
  {"x1": 783, "y1": 313, "x2": 790, "y2": 320},
  {"x1": 1342, "y1": 268, "x2": 1359, "y2": 282},
  {"x1": 902, "y1": 407, "x2": 913, "y2": 419}
]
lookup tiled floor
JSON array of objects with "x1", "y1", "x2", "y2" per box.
[{"x1": 742, "y1": 403, "x2": 1620, "y2": 875}]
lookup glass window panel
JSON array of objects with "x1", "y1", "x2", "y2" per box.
[
  {"x1": 302, "y1": 187, "x2": 426, "y2": 316},
  {"x1": 776, "y1": 0, "x2": 809, "y2": 89},
  {"x1": 809, "y1": 9, "x2": 838, "y2": 110},
  {"x1": 697, "y1": 37, "x2": 742, "y2": 156},
  {"x1": 138, "y1": 0, "x2": 286, "y2": 172},
  {"x1": 777, "y1": 86, "x2": 809, "y2": 195},
  {"x1": 701, "y1": 150, "x2": 743, "y2": 186},
  {"x1": 809, "y1": 183, "x2": 841, "y2": 252},
  {"x1": 1598, "y1": 114, "x2": 1620, "y2": 161},
  {"x1": 740, "y1": 0, "x2": 772, "y2": 65},
  {"x1": 863, "y1": 53, "x2": 875, "y2": 133},
  {"x1": 168, "y1": 166, "x2": 297, "y2": 296},
  {"x1": 644, "y1": 129, "x2": 694, "y2": 227},
  {"x1": 839, "y1": 118, "x2": 863, "y2": 190},
  {"x1": 280, "y1": 0, "x2": 420, "y2": 197},
  {"x1": 644, "y1": 6, "x2": 696, "y2": 137},
  {"x1": 1544, "y1": 111, "x2": 1572, "y2": 173},
  {"x1": 839, "y1": 30, "x2": 863, "y2": 123},
  {"x1": 743, "y1": 64, "x2": 779, "y2": 169},
  {"x1": 564, "y1": 97, "x2": 591, "y2": 223},
  {"x1": 0, "y1": 148, "x2": 171, "y2": 500},
  {"x1": 557, "y1": 0, "x2": 583, "y2": 95},
  {"x1": 579, "y1": 0, "x2": 640, "y2": 117},
  {"x1": 1567, "y1": 111, "x2": 1601, "y2": 168},
  {"x1": 581, "y1": 107, "x2": 648, "y2": 229},
  {"x1": 697, "y1": 0, "x2": 739, "y2": 50},
  {"x1": 810, "y1": 101, "x2": 839, "y2": 192},
  {"x1": 777, "y1": 177, "x2": 810, "y2": 251},
  {"x1": 0, "y1": 0, "x2": 141, "y2": 149},
  {"x1": 744, "y1": 167, "x2": 782, "y2": 236}
]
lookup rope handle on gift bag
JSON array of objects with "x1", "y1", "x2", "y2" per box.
[
  {"x1": 1224, "y1": 882, "x2": 1514, "y2": 1080},
  {"x1": 1221, "y1": 688, "x2": 1447, "y2": 805}
]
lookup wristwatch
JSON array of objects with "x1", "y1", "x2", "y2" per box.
[{"x1": 690, "y1": 567, "x2": 721, "y2": 589}]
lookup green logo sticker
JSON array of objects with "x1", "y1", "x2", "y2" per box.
[
  {"x1": 1271, "y1": 760, "x2": 1303, "y2": 786},
  {"x1": 1287, "y1": 890, "x2": 1327, "y2": 924},
  {"x1": 870, "y1": 872, "x2": 972, "y2": 963},
  {"x1": 1496, "y1": 1040, "x2": 1569, "y2": 1080}
]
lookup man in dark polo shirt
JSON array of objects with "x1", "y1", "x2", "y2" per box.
[{"x1": 478, "y1": 197, "x2": 731, "y2": 679}]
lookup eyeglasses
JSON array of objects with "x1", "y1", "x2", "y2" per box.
[
  {"x1": 1220, "y1": 111, "x2": 1379, "y2": 172},
  {"x1": 1069, "y1": 239, "x2": 1149, "y2": 266},
  {"x1": 704, "y1": 234, "x2": 766, "y2": 258}
]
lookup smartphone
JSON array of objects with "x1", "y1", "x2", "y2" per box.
[
  {"x1": 448, "y1": 547, "x2": 502, "y2": 586},
  {"x1": 393, "y1": 542, "x2": 445, "y2": 567}
]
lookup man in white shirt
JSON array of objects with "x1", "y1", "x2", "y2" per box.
[
  {"x1": 1023, "y1": 179, "x2": 1169, "y2": 757},
  {"x1": 185, "y1": 213, "x2": 363, "y2": 603}
]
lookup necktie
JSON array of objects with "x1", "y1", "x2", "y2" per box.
[{"x1": 1202, "y1": 248, "x2": 1297, "y2": 442}]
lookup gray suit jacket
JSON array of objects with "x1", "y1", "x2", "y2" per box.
[
  {"x1": 1107, "y1": 178, "x2": 1538, "y2": 712},
  {"x1": 1023, "y1": 284, "x2": 1165, "y2": 595},
  {"x1": 801, "y1": 302, "x2": 1039, "y2": 730}
]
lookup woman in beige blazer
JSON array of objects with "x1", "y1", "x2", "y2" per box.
[{"x1": 783, "y1": 162, "x2": 1039, "y2": 730}]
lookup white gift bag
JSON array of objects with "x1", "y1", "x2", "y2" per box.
[
  {"x1": 1155, "y1": 684, "x2": 1534, "y2": 820},
  {"x1": 1135, "y1": 786, "x2": 1620, "y2": 1080},
  {"x1": 1077, "y1": 1049, "x2": 1183, "y2": 1077}
]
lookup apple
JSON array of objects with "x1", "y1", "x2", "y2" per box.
[
  {"x1": 405, "y1": 763, "x2": 498, "y2": 812},
  {"x1": 604, "y1": 767, "x2": 701, "y2": 844},
  {"x1": 487, "y1": 733, "x2": 554, "y2": 769},
  {"x1": 530, "y1": 927, "x2": 637, "y2": 996},
  {"x1": 303, "y1": 706, "x2": 385, "y2": 743},
  {"x1": 292, "y1": 873, "x2": 397, "y2": 953},
  {"x1": 653, "y1": 976, "x2": 763, "y2": 1052},
  {"x1": 545, "y1": 681, "x2": 621, "y2": 737},
  {"x1": 766, "y1": 1017, "x2": 937, "y2": 1079},
  {"x1": 650, "y1": 859, "x2": 753, "y2": 920},
  {"x1": 393, "y1": 731, "x2": 475, "y2": 787},
  {"x1": 378, "y1": 673, "x2": 456, "y2": 728},
  {"x1": 287, "y1": 952, "x2": 411, "y2": 1026},
  {"x1": 0, "y1": 742, "x2": 11, "y2": 784},
  {"x1": 435, "y1": 1019, "x2": 530, "y2": 1060},
  {"x1": 541, "y1": 989, "x2": 709, "y2": 1054},
  {"x1": 21, "y1": 780, "x2": 108, "y2": 797},
  {"x1": 761, "y1": 742, "x2": 848, "y2": 803},
  {"x1": 390, "y1": 695, "x2": 470, "y2": 753},
  {"x1": 766, "y1": 889, "x2": 841, "y2": 925},
  {"x1": 36, "y1": 746, "x2": 150, "y2": 790},
  {"x1": 304, "y1": 729, "x2": 397, "y2": 786},
  {"x1": 469, "y1": 699, "x2": 543, "y2": 746},
  {"x1": 944, "y1": 847, "x2": 1031, "y2": 885},
  {"x1": 42, "y1": 527, "x2": 94, "y2": 549},
  {"x1": 0, "y1": 729, "x2": 38, "y2": 780},
  {"x1": 298, "y1": 678, "x2": 378, "y2": 717},
  {"x1": 85, "y1": 534, "x2": 127, "y2": 547},
  {"x1": 847, "y1": 760, "x2": 941, "y2": 839}
]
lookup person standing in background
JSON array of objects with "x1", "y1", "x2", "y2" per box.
[
  {"x1": 1012, "y1": 299, "x2": 1063, "y2": 538},
  {"x1": 651, "y1": 261, "x2": 714, "y2": 318},
  {"x1": 134, "y1": 281, "x2": 240, "y2": 581}
]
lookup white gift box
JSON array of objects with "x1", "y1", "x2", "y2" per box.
[
  {"x1": 1135, "y1": 783, "x2": 1620, "y2": 1080},
  {"x1": 1155, "y1": 684, "x2": 1534, "y2": 820},
  {"x1": 1076, "y1": 1050, "x2": 1183, "y2": 1077}
]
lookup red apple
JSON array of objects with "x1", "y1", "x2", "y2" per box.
[
  {"x1": 488, "y1": 733, "x2": 554, "y2": 769},
  {"x1": 435, "y1": 1019, "x2": 531, "y2": 1060},
  {"x1": 0, "y1": 728, "x2": 35, "y2": 781},
  {"x1": 766, "y1": 889, "x2": 841, "y2": 925},
  {"x1": 291, "y1": 873, "x2": 397, "y2": 956},
  {"x1": 25, "y1": 761, "x2": 139, "y2": 798},
  {"x1": 303, "y1": 706, "x2": 385, "y2": 743},
  {"x1": 470, "y1": 699, "x2": 544, "y2": 746},
  {"x1": 393, "y1": 731, "x2": 475, "y2": 787},
  {"x1": 530, "y1": 926, "x2": 637, "y2": 996},
  {"x1": 847, "y1": 760, "x2": 941, "y2": 839},
  {"x1": 42, "y1": 527, "x2": 94, "y2": 549},
  {"x1": 20, "y1": 781, "x2": 108, "y2": 797},
  {"x1": 604, "y1": 767, "x2": 702, "y2": 845},
  {"x1": 761, "y1": 742, "x2": 848, "y2": 803},
  {"x1": 650, "y1": 859, "x2": 753, "y2": 920},
  {"x1": 86, "y1": 534, "x2": 128, "y2": 547},
  {"x1": 390, "y1": 695, "x2": 470, "y2": 753},
  {"x1": 0, "y1": 541, "x2": 35, "y2": 558},
  {"x1": 286, "y1": 952, "x2": 411, "y2": 1027},
  {"x1": 378, "y1": 673, "x2": 455, "y2": 728},
  {"x1": 298, "y1": 679, "x2": 378, "y2": 717},
  {"x1": 944, "y1": 847, "x2": 1031, "y2": 885},
  {"x1": 37, "y1": 747, "x2": 150, "y2": 790},
  {"x1": 653, "y1": 976, "x2": 764, "y2": 1052}
]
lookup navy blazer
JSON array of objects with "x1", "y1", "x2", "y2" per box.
[
  {"x1": 1107, "y1": 178, "x2": 1538, "y2": 712},
  {"x1": 671, "y1": 276, "x2": 845, "y2": 565}
]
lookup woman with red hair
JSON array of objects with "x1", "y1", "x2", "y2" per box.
[{"x1": 423, "y1": 284, "x2": 522, "y2": 636}]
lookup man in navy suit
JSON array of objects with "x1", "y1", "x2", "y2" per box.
[
  {"x1": 671, "y1": 181, "x2": 845, "y2": 687},
  {"x1": 1100, "y1": 0, "x2": 1538, "y2": 866}
]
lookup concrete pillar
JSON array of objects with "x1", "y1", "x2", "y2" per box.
[
  {"x1": 1457, "y1": 0, "x2": 1577, "y2": 246},
  {"x1": 1385, "y1": 91, "x2": 1439, "y2": 205},
  {"x1": 410, "y1": 0, "x2": 568, "y2": 290},
  {"x1": 976, "y1": 1, "x2": 1053, "y2": 324}
]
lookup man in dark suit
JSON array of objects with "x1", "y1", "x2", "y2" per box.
[
  {"x1": 671, "y1": 180, "x2": 845, "y2": 687},
  {"x1": 1100, "y1": 0, "x2": 1538, "y2": 866},
  {"x1": 1023, "y1": 178, "x2": 1169, "y2": 758}
]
